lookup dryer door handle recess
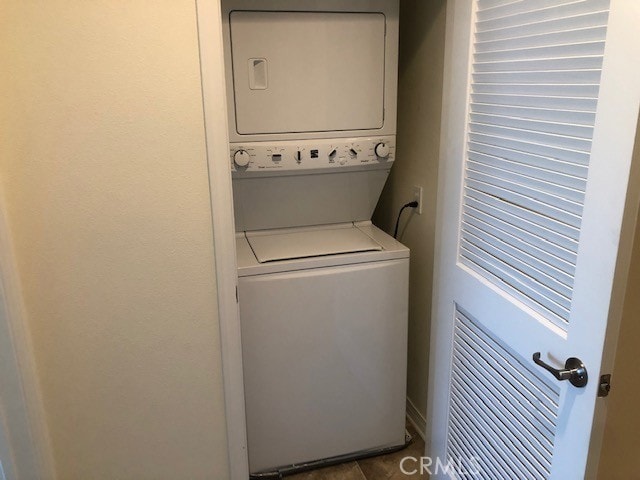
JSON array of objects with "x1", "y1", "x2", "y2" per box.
[{"x1": 248, "y1": 58, "x2": 268, "y2": 90}]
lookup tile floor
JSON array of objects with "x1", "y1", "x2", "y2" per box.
[{"x1": 287, "y1": 424, "x2": 427, "y2": 480}]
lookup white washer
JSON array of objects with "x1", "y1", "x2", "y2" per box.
[{"x1": 237, "y1": 222, "x2": 409, "y2": 474}]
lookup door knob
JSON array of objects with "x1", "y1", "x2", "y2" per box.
[{"x1": 532, "y1": 352, "x2": 588, "y2": 388}]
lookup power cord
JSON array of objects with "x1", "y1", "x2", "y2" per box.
[{"x1": 393, "y1": 200, "x2": 419, "y2": 238}]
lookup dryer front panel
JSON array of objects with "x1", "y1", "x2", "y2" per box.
[{"x1": 229, "y1": 11, "x2": 386, "y2": 135}]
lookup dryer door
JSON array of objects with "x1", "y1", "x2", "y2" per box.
[{"x1": 229, "y1": 11, "x2": 386, "y2": 135}]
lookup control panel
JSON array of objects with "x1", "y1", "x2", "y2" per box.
[{"x1": 230, "y1": 136, "x2": 395, "y2": 173}]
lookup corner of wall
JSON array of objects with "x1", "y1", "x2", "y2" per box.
[
  {"x1": 373, "y1": 0, "x2": 448, "y2": 421},
  {"x1": 595, "y1": 116, "x2": 640, "y2": 480},
  {"x1": 0, "y1": 187, "x2": 57, "y2": 480}
]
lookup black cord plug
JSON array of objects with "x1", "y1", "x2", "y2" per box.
[{"x1": 393, "y1": 201, "x2": 419, "y2": 239}]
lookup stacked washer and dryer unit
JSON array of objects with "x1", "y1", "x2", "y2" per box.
[{"x1": 221, "y1": 1, "x2": 409, "y2": 477}]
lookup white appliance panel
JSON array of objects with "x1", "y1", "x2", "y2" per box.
[
  {"x1": 239, "y1": 258, "x2": 409, "y2": 473},
  {"x1": 231, "y1": 136, "x2": 396, "y2": 231},
  {"x1": 233, "y1": 168, "x2": 391, "y2": 231},
  {"x1": 230, "y1": 11, "x2": 385, "y2": 135},
  {"x1": 230, "y1": 136, "x2": 395, "y2": 174}
]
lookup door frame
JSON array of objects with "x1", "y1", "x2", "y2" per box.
[
  {"x1": 195, "y1": 1, "x2": 250, "y2": 479},
  {"x1": 0, "y1": 191, "x2": 56, "y2": 479}
]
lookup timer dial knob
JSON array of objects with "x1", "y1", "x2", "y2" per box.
[
  {"x1": 375, "y1": 142, "x2": 390, "y2": 159},
  {"x1": 233, "y1": 149, "x2": 250, "y2": 168}
]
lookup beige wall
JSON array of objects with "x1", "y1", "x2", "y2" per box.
[
  {"x1": 597, "y1": 122, "x2": 640, "y2": 479},
  {"x1": 0, "y1": 2, "x2": 230, "y2": 479},
  {"x1": 373, "y1": 0, "x2": 447, "y2": 422},
  {"x1": 598, "y1": 215, "x2": 640, "y2": 477}
]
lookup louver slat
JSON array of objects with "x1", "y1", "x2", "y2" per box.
[
  {"x1": 478, "y1": 0, "x2": 599, "y2": 21},
  {"x1": 476, "y1": 1, "x2": 610, "y2": 33},
  {"x1": 466, "y1": 160, "x2": 585, "y2": 205},
  {"x1": 475, "y1": 12, "x2": 609, "y2": 42},
  {"x1": 468, "y1": 132, "x2": 590, "y2": 164},
  {"x1": 467, "y1": 150, "x2": 587, "y2": 191},
  {"x1": 474, "y1": 41, "x2": 605, "y2": 63},
  {"x1": 475, "y1": 26, "x2": 607, "y2": 52},
  {"x1": 466, "y1": 177, "x2": 582, "y2": 227},
  {"x1": 446, "y1": 309, "x2": 560, "y2": 479},
  {"x1": 462, "y1": 212, "x2": 576, "y2": 277},
  {"x1": 461, "y1": 234, "x2": 572, "y2": 309},
  {"x1": 470, "y1": 103, "x2": 596, "y2": 126},
  {"x1": 451, "y1": 354, "x2": 555, "y2": 448},
  {"x1": 463, "y1": 204, "x2": 578, "y2": 269},
  {"x1": 474, "y1": 55, "x2": 604, "y2": 72},
  {"x1": 459, "y1": 0, "x2": 609, "y2": 328},
  {"x1": 468, "y1": 140, "x2": 589, "y2": 177},
  {"x1": 469, "y1": 122, "x2": 592, "y2": 152},
  {"x1": 465, "y1": 188, "x2": 580, "y2": 242},
  {"x1": 470, "y1": 93, "x2": 597, "y2": 112},
  {"x1": 469, "y1": 112, "x2": 594, "y2": 139}
]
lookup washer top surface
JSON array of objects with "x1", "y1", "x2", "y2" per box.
[
  {"x1": 237, "y1": 221, "x2": 409, "y2": 277},
  {"x1": 247, "y1": 224, "x2": 382, "y2": 263}
]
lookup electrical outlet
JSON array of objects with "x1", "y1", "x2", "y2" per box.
[{"x1": 413, "y1": 185, "x2": 423, "y2": 215}]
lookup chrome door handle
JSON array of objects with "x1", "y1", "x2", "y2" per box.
[{"x1": 532, "y1": 352, "x2": 588, "y2": 388}]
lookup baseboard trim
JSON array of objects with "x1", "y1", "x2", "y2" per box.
[{"x1": 406, "y1": 397, "x2": 426, "y2": 441}]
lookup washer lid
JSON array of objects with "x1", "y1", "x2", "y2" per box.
[{"x1": 246, "y1": 225, "x2": 383, "y2": 263}]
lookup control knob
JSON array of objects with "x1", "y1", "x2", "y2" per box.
[
  {"x1": 233, "y1": 149, "x2": 251, "y2": 168},
  {"x1": 375, "y1": 142, "x2": 390, "y2": 159}
]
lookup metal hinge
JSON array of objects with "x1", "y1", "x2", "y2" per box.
[
  {"x1": 598, "y1": 374, "x2": 611, "y2": 397},
  {"x1": 235, "y1": 286, "x2": 238, "y2": 303}
]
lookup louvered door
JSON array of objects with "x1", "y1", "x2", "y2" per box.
[{"x1": 427, "y1": 1, "x2": 640, "y2": 478}]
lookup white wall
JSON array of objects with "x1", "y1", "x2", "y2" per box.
[
  {"x1": 373, "y1": 0, "x2": 447, "y2": 426},
  {"x1": 0, "y1": 1, "x2": 230, "y2": 478}
]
